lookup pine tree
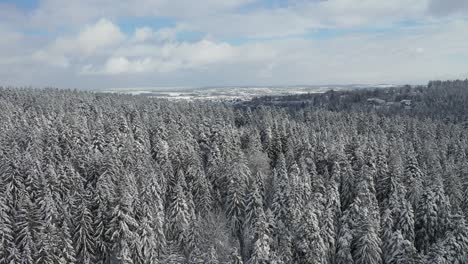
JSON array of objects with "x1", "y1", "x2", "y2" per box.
[
  {"x1": 134, "y1": 207, "x2": 158, "y2": 264},
  {"x1": 375, "y1": 148, "x2": 390, "y2": 206},
  {"x1": 270, "y1": 156, "x2": 294, "y2": 262},
  {"x1": 7, "y1": 243, "x2": 22, "y2": 264},
  {"x1": 163, "y1": 243, "x2": 185, "y2": 264},
  {"x1": 248, "y1": 207, "x2": 271, "y2": 264},
  {"x1": 189, "y1": 245, "x2": 205, "y2": 264},
  {"x1": 35, "y1": 223, "x2": 59, "y2": 264},
  {"x1": 244, "y1": 180, "x2": 264, "y2": 259},
  {"x1": 0, "y1": 194, "x2": 14, "y2": 263},
  {"x1": 288, "y1": 162, "x2": 304, "y2": 230},
  {"x1": 415, "y1": 186, "x2": 438, "y2": 253},
  {"x1": 206, "y1": 246, "x2": 220, "y2": 264},
  {"x1": 353, "y1": 222, "x2": 382, "y2": 264},
  {"x1": 339, "y1": 159, "x2": 355, "y2": 211},
  {"x1": 461, "y1": 162, "x2": 468, "y2": 219},
  {"x1": 396, "y1": 200, "x2": 415, "y2": 243},
  {"x1": 184, "y1": 213, "x2": 202, "y2": 258},
  {"x1": 192, "y1": 167, "x2": 212, "y2": 215},
  {"x1": 73, "y1": 193, "x2": 95, "y2": 264},
  {"x1": 58, "y1": 218, "x2": 77, "y2": 264},
  {"x1": 229, "y1": 248, "x2": 244, "y2": 264},
  {"x1": 107, "y1": 175, "x2": 139, "y2": 263},
  {"x1": 387, "y1": 231, "x2": 417, "y2": 264},
  {"x1": 404, "y1": 151, "x2": 423, "y2": 209},
  {"x1": 249, "y1": 233, "x2": 271, "y2": 264},
  {"x1": 225, "y1": 158, "x2": 249, "y2": 259},
  {"x1": 245, "y1": 181, "x2": 264, "y2": 231},
  {"x1": 35, "y1": 179, "x2": 61, "y2": 264},
  {"x1": 415, "y1": 176, "x2": 451, "y2": 253},
  {"x1": 380, "y1": 209, "x2": 394, "y2": 264},
  {"x1": 15, "y1": 195, "x2": 36, "y2": 264},
  {"x1": 436, "y1": 214, "x2": 468, "y2": 263},
  {"x1": 272, "y1": 154, "x2": 291, "y2": 249},
  {"x1": 294, "y1": 203, "x2": 326, "y2": 264},
  {"x1": 335, "y1": 221, "x2": 354, "y2": 264},
  {"x1": 166, "y1": 174, "x2": 190, "y2": 250},
  {"x1": 323, "y1": 166, "x2": 341, "y2": 263},
  {"x1": 140, "y1": 171, "x2": 166, "y2": 259},
  {"x1": 254, "y1": 171, "x2": 266, "y2": 208}
]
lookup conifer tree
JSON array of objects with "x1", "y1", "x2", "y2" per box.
[
  {"x1": 0, "y1": 194, "x2": 14, "y2": 263},
  {"x1": 335, "y1": 221, "x2": 354, "y2": 264},
  {"x1": 272, "y1": 154, "x2": 290, "y2": 240},
  {"x1": 134, "y1": 206, "x2": 158, "y2": 264},
  {"x1": 107, "y1": 174, "x2": 139, "y2": 263},
  {"x1": 295, "y1": 203, "x2": 326, "y2": 264},
  {"x1": 404, "y1": 151, "x2": 423, "y2": 209},
  {"x1": 387, "y1": 231, "x2": 417, "y2": 264},
  {"x1": 166, "y1": 174, "x2": 190, "y2": 250},
  {"x1": 73, "y1": 193, "x2": 95, "y2": 264},
  {"x1": 15, "y1": 195, "x2": 36, "y2": 264},
  {"x1": 140, "y1": 170, "x2": 166, "y2": 259},
  {"x1": 353, "y1": 222, "x2": 382, "y2": 264},
  {"x1": 225, "y1": 157, "x2": 249, "y2": 258},
  {"x1": 206, "y1": 246, "x2": 220, "y2": 264},
  {"x1": 415, "y1": 186, "x2": 437, "y2": 253},
  {"x1": 59, "y1": 219, "x2": 77, "y2": 264},
  {"x1": 245, "y1": 181, "x2": 264, "y2": 231},
  {"x1": 229, "y1": 248, "x2": 244, "y2": 264},
  {"x1": 246, "y1": 204, "x2": 272, "y2": 263},
  {"x1": 396, "y1": 200, "x2": 415, "y2": 243}
]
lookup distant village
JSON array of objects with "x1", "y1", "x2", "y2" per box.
[{"x1": 367, "y1": 97, "x2": 412, "y2": 109}]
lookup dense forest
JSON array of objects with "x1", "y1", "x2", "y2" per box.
[{"x1": 1, "y1": 80, "x2": 468, "y2": 263}]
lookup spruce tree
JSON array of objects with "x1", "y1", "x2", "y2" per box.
[{"x1": 73, "y1": 193, "x2": 95, "y2": 264}]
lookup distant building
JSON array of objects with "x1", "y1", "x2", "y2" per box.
[
  {"x1": 400, "y1": 99, "x2": 412, "y2": 106},
  {"x1": 367, "y1": 98, "x2": 386, "y2": 105}
]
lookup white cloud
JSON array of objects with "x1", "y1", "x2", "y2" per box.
[
  {"x1": 132, "y1": 25, "x2": 187, "y2": 43},
  {"x1": 74, "y1": 18, "x2": 125, "y2": 54},
  {"x1": 0, "y1": 26, "x2": 23, "y2": 48},
  {"x1": 428, "y1": 0, "x2": 468, "y2": 16},
  {"x1": 177, "y1": 40, "x2": 236, "y2": 66},
  {"x1": 32, "y1": 50, "x2": 70, "y2": 68},
  {"x1": 182, "y1": 0, "x2": 434, "y2": 39},
  {"x1": 314, "y1": 0, "x2": 429, "y2": 26},
  {"x1": 28, "y1": 0, "x2": 255, "y2": 28},
  {"x1": 32, "y1": 19, "x2": 124, "y2": 67},
  {"x1": 52, "y1": 18, "x2": 124, "y2": 55},
  {"x1": 99, "y1": 56, "x2": 184, "y2": 74},
  {"x1": 13, "y1": 0, "x2": 435, "y2": 39},
  {"x1": 415, "y1": 47, "x2": 425, "y2": 54},
  {"x1": 104, "y1": 57, "x2": 134, "y2": 74},
  {"x1": 83, "y1": 39, "x2": 238, "y2": 75}
]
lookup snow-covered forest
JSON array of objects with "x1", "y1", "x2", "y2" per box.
[{"x1": 1, "y1": 80, "x2": 468, "y2": 263}]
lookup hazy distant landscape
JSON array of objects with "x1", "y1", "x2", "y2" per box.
[{"x1": 103, "y1": 84, "x2": 398, "y2": 101}]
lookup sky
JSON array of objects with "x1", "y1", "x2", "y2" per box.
[{"x1": 1, "y1": 0, "x2": 468, "y2": 89}]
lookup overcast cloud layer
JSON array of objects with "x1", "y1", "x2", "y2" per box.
[{"x1": 1, "y1": 0, "x2": 468, "y2": 89}]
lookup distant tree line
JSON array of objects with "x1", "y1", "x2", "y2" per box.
[
  {"x1": 247, "y1": 79, "x2": 468, "y2": 123},
  {"x1": 0, "y1": 80, "x2": 468, "y2": 263}
]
